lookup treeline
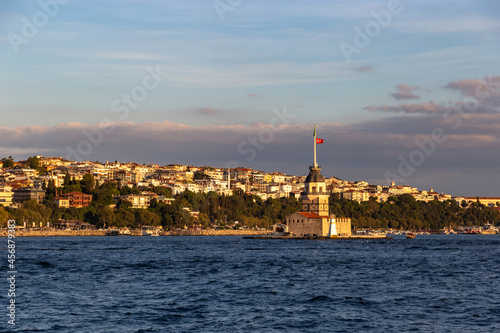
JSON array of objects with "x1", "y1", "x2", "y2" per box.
[{"x1": 330, "y1": 194, "x2": 500, "y2": 230}]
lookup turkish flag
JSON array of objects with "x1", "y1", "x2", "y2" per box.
[{"x1": 316, "y1": 138, "x2": 324, "y2": 144}]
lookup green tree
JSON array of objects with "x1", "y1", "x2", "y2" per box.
[
  {"x1": 63, "y1": 173, "x2": 72, "y2": 187},
  {"x1": 115, "y1": 209, "x2": 135, "y2": 228},
  {"x1": 198, "y1": 212, "x2": 210, "y2": 227},
  {"x1": 134, "y1": 210, "x2": 160, "y2": 227},
  {"x1": 62, "y1": 207, "x2": 79, "y2": 220},
  {"x1": 81, "y1": 173, "x2": 95, "y2": 194},
  {"x1": 1, "y1": 156, "x2": 14, "y2": 168},
  {"x1": 0, "y1": 207, "x2": 9, "y2": 228},
  {"x1": 25, "y1": 156, "x2": 46, "y2": 174},
  {"x1": 96, "y1": 206, "x2": 115, "y2": 228},
  {"x1": 20, "y1": 200, "x2": 52, "y2": 224}
]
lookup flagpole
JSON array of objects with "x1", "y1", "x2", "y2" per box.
[{"x1": 313, "y1": 124, "x2": 317, "y2": 167}]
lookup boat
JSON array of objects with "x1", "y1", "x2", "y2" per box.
[
  {"x1": 142, "y1": 226, "x2": 160, "y2": 236},
  {"x1": 480, "y1": 224, "x2": 497, "y2": 234},
  {"x1": 142, "y1": 226, "x2": 155, "y2": 236},
  {"x1": 406, "y1": 232, "x2": 416, "y2": 239}
]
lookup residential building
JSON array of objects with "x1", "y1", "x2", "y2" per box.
[
  {"x1": 56, "y1": 191, "x2": 92, "y2": 208},
  {"x1": 13, "y1": 187, "x2": 46, "y2": 204},
  {"x1": 342, "y1": 190, "x2": 370, "y2": 203},
  {"x1": 0, "y1": 185, "x2": 13, "y2": 207},
  {"x1": 114, "y1": 194, "x2": 156, "y2": 209}
]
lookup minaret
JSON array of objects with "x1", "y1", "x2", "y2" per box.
[{"x1": 301, "y1": 124, "x2": 329, "y2": 216}]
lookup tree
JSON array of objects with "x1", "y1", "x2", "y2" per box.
[
  {"x1": 134, "y1": 210, "x2": 160, "y2": 227},
  {"x1": 25, "y1": 156, "x2": 40, "y2": 169},
  {"x1": 44, "y1": 200, "x2": 62, "y2": 221},
  {"x1": 12, "y1": 208, "x2": 41, "y2": 227},
  {"x1": 149, "y1": 198, "x2": 158, "y2": 209},
  {"x1": 116, "y1": 199, "x2": 132, "y2": 210},
  {"x1": 62, "y1": 207, "x2": 79, "y2": 220},
  {"x1": 93, "y1": 187, "x2": 119, "y2": 205},
  {"x1": 0, "y1": 207, "x2": 9, "y2": 228},
  {"x1": 96, "y1": 206, "x2": 115, "y2": 228},
  {"x1": 1, "y1": 156, "x2": 14, "y2": 168},
  {"x1": 81, "y1": 173, "x2": 95, "y2": 194},
  {"x1": 115, "y1": 209, "x2": 135, "y2": 228},
  {"x1": 198, "y1": 212, "x2": 210, "y2": 227},
  {"x1": 20, "y1": 200, "x2": 52, "y2": 224},
  {"x1": 45, "y1": 180, "x2": 57, "y2": 198},
  {"x1": 63, "y1": 173, "x2": 71, "y2": 187}
]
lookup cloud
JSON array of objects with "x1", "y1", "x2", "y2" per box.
[
  {"x1": 198, "y1": 107, "x2": 223, "y2": 115},
  {"x1": 445, "y1": 76, "x2": 500, "y2": 109},
  {"x1": 368, "y1": 76, "x2": 500, "y2": 115},
  {"x1": 364, "y1": 101, "x2": 446, "y2": 114},
  {"x1": 389, "y1": 83, "x2": 421, "y2": 101},
  {"x1": 248, "y1": 94, "x2": 265, "y2": 98}
]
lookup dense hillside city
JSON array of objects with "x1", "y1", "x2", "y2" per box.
[{"x1": 1, "y1": 155, "x2": 499, "y2": 231}]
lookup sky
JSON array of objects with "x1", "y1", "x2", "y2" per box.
[{"x1": 1, "y1": 0, "x2": 499, "y2": 196}]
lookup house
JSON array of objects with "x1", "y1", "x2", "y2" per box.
[
  {"x1": 13, "y1": 187, "x2": 46, "y2": 204},
  {"x1": 342, "y1": 190, "x2": 370, "y2": 203},
  {"x1": 56, "y1": 191, "x2": 92, "y2": 208},
  {"x1": 55, "y1": 198, "x2": 70, "y2": 208},
  {"x1": 114, "y1": 194, "x2": 156, "y2": 209}
]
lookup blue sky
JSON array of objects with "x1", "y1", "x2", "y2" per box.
[{"x1": 1, "y1": 0, "x2": 500, "y2": 196}]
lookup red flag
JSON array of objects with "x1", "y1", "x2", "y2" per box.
[{"x1": 316, "y1": 138, "x2": 324, "y2": 144}]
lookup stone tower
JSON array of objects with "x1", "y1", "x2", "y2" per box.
[
  {"x1": 285, "y1": 124, "x2": 351, "y2": 237},
  {"x1": 301, "y1": 165, "x2": 329, "y2": 216},
  {"x1": 301, "y1": 124, "x2": 329, "y2": 216}
]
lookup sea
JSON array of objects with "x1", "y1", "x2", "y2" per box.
[{"x1": 3, "y1": 234, "x2": 500, "y2": 332}]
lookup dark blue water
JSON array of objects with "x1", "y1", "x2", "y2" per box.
[{"x1": 3, "y1": 235, "x2": 500, "y2": 332}]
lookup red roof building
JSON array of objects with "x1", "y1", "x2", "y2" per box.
[{"x1": 56, "y1": 191, "x2": 92, "y2": 208}]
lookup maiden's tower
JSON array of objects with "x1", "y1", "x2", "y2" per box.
[{"x1": 285, "y1": 125, "x2": 351, "y2": 237}]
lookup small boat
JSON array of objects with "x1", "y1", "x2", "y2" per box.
[
  {"x1": 142, "y1": 226, "x2": 155, "y2": 236},
  {"x1": 406, "y1": 233, "x2": 416, "y2": 239},
  {"x1": 142, "y1": 226, "x2": 160, "y2": 236},
  {"x1": 105, "y1": 230, "x2": 120, "y2": 236}
]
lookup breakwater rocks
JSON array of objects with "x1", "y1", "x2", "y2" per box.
[{"x1": 0, "y1": 229, "x2": 272, "y2": 237}]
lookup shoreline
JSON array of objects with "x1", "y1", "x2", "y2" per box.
[
  {"x1": 0, "y1": 229, "x2": 272, "y2": 237},
  {"x1": 1, "y1": 229, "x2": 496, "y2": 238}
]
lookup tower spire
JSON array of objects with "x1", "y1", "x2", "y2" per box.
[{"x1": 313, "y1": 124, "x2": 318, "y2": 168}]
